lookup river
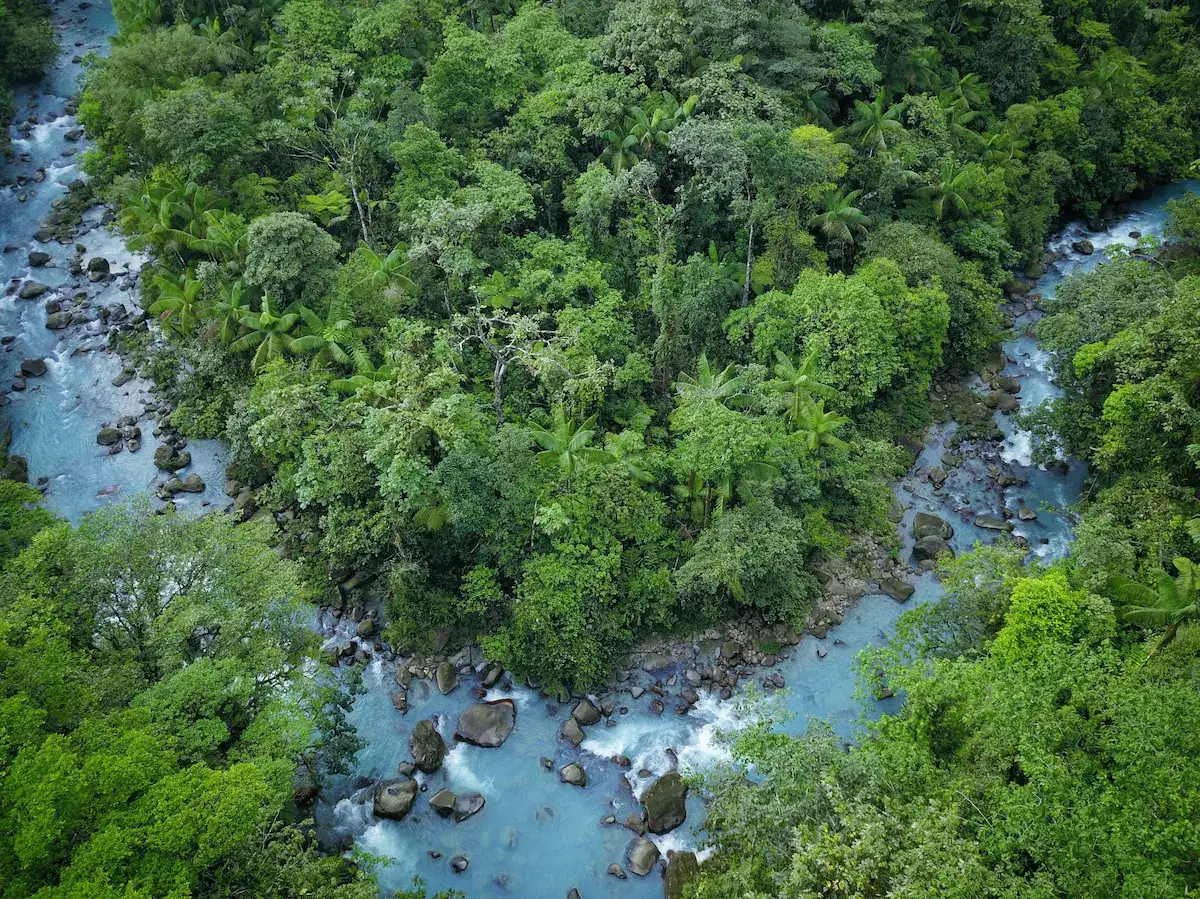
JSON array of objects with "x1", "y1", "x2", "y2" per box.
[{"x1": 1, "y1": 5, "x2": 1196, "y2": 898}]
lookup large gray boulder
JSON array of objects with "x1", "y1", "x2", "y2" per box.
[
  {"x1": 912, "y1": 512, "x2": 952, "y2": 541},
  {"x1": 561, "y1": 716, "x2": 585, "y2": 747},
  {"x1": 373, "y1": 778, "x2": 418, "y2": 820},
  {"x1": 573, "y1": 697, "x2": 601, "y2": 726},
  {"x1": 454, "y1": 699, "x2": 516, "y2": 747},
  {"x1": 410, "y1": 719, "x2": 447, "y2": 773},
  {"x1": 452, "y1": 791, "x2": 486, "y2": 822},
  {"x1": 642, "y1": 771, "x2": 688, "y2": 834},
  {"x1": 975, "y1": 513, "x2": 1014, "y2": 531},
  {"x1": 879, "y1": 577, "x2": 915, "y2": 602},
  {"x1": 18, "y1": 282, "x2": 49, "y2": 300},
  {"x1": 429, "y1": 788, "x2": 456, "y2": 817},
  {"x1": 436, "y1": 661, "x2": 458, "y2": 695},
  {"x1": 560, "y1": 762, "x2": 587, "y2": 787},
  {"x1": 626, "y1": 836, "x2": 660, "y2": 876},
  {"x1": 914, "y1": 535, "x2": 954, "y2": 563}
]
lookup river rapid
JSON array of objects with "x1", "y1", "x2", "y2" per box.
[{"x1": 2, "y1": 5, "x2": 1197, "y2": 898}]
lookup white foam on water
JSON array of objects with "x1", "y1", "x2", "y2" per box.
[
  {"x1": 1001, "y1": 428, "x2": 1034, "y2": 465},
  {"x1": 443, "y1": 742, "x2": 496, "y2": 794}
]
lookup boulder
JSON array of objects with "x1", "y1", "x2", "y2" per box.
[
  {"x1": 879, "y1": 577, "x2": 915, "y2": 602},
  {"x1": 1072, "y1": 239, "x2": 1094, "y2": 255},
  {"x1": 356, "y1": 617, "x2": 376, "y2": 638},
  {"x1": 989, "y1": 391, "x2": 1019, "y2": 413},
  {"x1": 974, "y1": 514, "x2": 1014, "y2": 532},
  {"x1": 451, "y1": 856, "x2": 469, "y2": 873},
  {"x1": 20, "y1": 358, "x2": 46, "y2": 377},
  {"x1": 927, "y1": 467, "x2": 947, "y2": 489},
  {"x1": 179, "y1": 474, "x2": 204, "y2": 493},
  {"x1": 573, "y1": 698, "x2": 601, "y2": 726},
  {"x1": 373, "y1": 778, "x2": 418, "y2": 820},
  {"x1": 96, "y1": 427, "x2": 121, "y2": 446},
  {"x1": 112, "y1": 368, "x2": 135, "y2": 387},
  {"x1": 1018, "y1": 505, "x2": 1036, "y2": 521},
  {"x1": 607, "y1": 864, "x2": 627, "y2": 879},
  {"x1": 641, "y1": 771, "x2": 687, "y2": 834},
  {"x1": 28, "y1": 251, "x2": 51, "y2": 266},
  {"x1": 561, "y1": 716, "x2": 585, "y2": 747},
  {"x1": 1, "y1": 454, "x2": 28, "y2": 483},
  {"x1": 914, "y1": 535, "x2": 953, "y2": 562},
  {"x1": 454, "y1": 699, "x2": 516, "y2": 747},
  {"x1": 429, "y1": 788, "x2": 456, "y2": 817},
  {"x1": 18, "y1": 282, "x2": 49, "y2": 300},
  {"x1": 452, "y1": 792, "x2": 485, "y2": 822},
  {"x1": 625, "y1": 836, "x2": 660, "y2": 876},
  {"x1": 410, "y1": 719, "x2": 447, "y2": 773},
  {"x1": 663, "y1": 850, "x2": 700, "y2": 899},
  {"x1": 559, "y1": 762, "x2": 587, "y2": 787},
  {"x1": 435, "y1": 661, "x2": 458, "y2": 694},
  {"x1": 86, "y1": 256, "x2": 110, "y2": 280},
  {"x1": 153, "y1": 444, "x2": 191, "y2": 471},
  {"x1": 912, "y1": 512, "x2": 952, "y2": 541}
]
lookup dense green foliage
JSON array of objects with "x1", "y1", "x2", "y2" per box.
[
  {"x1": 1024, "y1": 220, "x2": 1200, "y2": 586},
  {"x1": 0, "y1": 498, "x2": 375, "y2": 899},
  {"x1": 693, "y1": 554, "x2": 1200, "y2": 898},
  {"x1": 689, "y1": 196, "x2": 1200, "y2": 899},
  {"x1": 0, "y1": 0, "x2": 55, "y2": 139},
  {"x1": 77, "y1": 0, "x2": 1200, "y2": 688}
]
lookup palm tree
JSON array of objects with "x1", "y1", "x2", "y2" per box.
[
  {"x1": 808, "y1": 189, "x2": 872, "y2": 246},
  {"x1": 229, "y1": 295, "x2": 300, "y2": 372},
  {"x1": 843, "y1": 91, "x2": 905, "y2": 155},
  {"x1": 794, "y1": 398, "x2": 849, "y2": 451},
  {"x1": 206, "y1": 279, "x2": 252, "y2": 344},
  {"x1": 1107, "y1": 557, "x2": 1200, "y2": 656},
  {"x1": 599, "y1": 124, "x2": 640, "y2": 175},
  {"x1": 920, "y1": 160, "x2": 979, "y2": 221},
  {"x1": 527, "y1": 405, "x2": 612, "y2": 478},
  {"x1": 357, "y1": 245, "x2": 417, "y2": 301},
  {"x1": 149, "y1": 270, "x2": 205, "y2": 334},
  {"x1": 293, "y1": 301, "x2": 372, "y2": 371},
  {"x1": 675, "y1": 354, "x2": 745, "y2": 405},
  {"x1": 772, "y1": 347, "x2": 837, "y2": 430},
  {"x1": 604, "y1": 430, "x2": 655, "y2": 483},
  {"x1": 902, "y1": 47, "x2": 942, "y2": 92},
  {"x1": 797, "y1": 88, "x2": 835, "y2": 128},
  {"x1": 942, "y1": 68, "x2": 986, "y2": 110},
  {"x1": 190, "y1": 210, "x2": 248, "y2": 269}
]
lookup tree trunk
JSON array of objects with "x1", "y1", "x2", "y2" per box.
[
  {"x1": 493, "y1": 357, "x2": 508, "y2": 426},
  {"x1": 742, "y1": 221, "x2": 754, "y2": 307}
]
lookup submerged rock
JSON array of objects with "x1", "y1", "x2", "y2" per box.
[
  {"x1": 454, "y1": 699, "x2": 516, "y2": 747},
  {"x1": 373, "y1": 778, "x2": 418, "y2": 821},
  {"x1": 641, "y1": 770, "x2": 688, "y2": 834}
]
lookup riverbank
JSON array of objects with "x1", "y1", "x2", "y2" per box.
[{"x1": 0, "y1": 0, "x2": 229, "y2": 522}]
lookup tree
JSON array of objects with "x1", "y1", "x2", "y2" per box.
[
  {"x1": 527, "y1": 404, "x2": 611, "y2": 479},
  {"x1": 807, "y1": 189, "x2": 871, "y2": 257},
  {"x1": 149, "y1": 269, "x2": 205, "y2": 333},
  {"x1": 843, "y1": 91, "x2": 905, "y2": 154},
  {"x1": 771, "y1": 347, "x2": 837, "y2": 429},
  {"x1": 675, "y1": 354, "x2": 745, "y2": 405},
  {"x1": 920, "y1": 159, "x2": 980, "y2": 220},
  {"x1": 293, "y1": 300, "x2": 373, "y2": 371},
  {"x1": 229, "y1": 295, "x2": 301, "y2": 372},
  {"x1": 793, "y1": 397, "x2": 849, "y2": 450},
  {"x1": 1107, "y1": 557, "x2": 1200, "y2": 656}
]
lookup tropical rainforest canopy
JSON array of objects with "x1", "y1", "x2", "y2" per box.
[{"x1": 2, "y1": 0, "x2": 1200, "y2": 894}]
